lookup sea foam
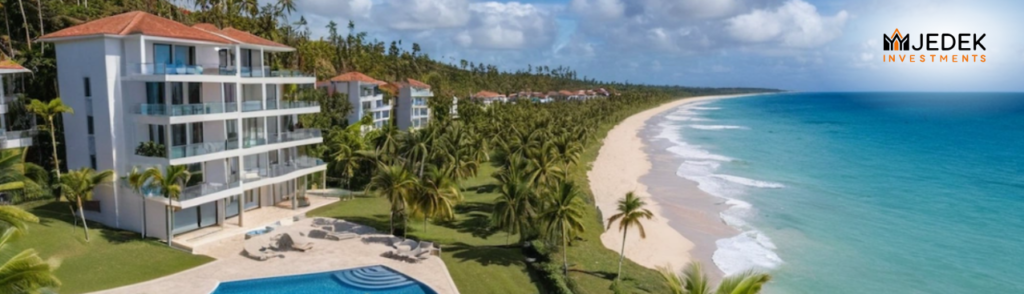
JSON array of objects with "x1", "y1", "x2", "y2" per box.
[
  {"x1": 689, "y1": 125, "x2": 748, "y2": 130},
  {"x1": 655, "y1": 102, "x2": 785, "y2": 275},
  {"x1": 713, "y1": 231, "x2": 784, "y2": 275}
]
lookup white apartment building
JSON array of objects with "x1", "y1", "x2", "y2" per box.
[
  {"x1": 393, "y1": 79, "x2": 433, "y2": 130},
  {"x1": 0, "y1": 58, "x2": 33, "y2": 150},
  {"x1": 38, "y1": 11, "x2": 325, "y2": 244},
  {"x1": 319, "y1": 72, "x2": 390, "y2": 130}
]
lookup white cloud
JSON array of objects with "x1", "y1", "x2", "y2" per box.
[
  {"x1": 569, "y1": 0, "x2": 625, "y2": 20},
  {"x1": 384, "y1": 0, "x2": 470, "y2": 30},
  {"x1": 299, "y1": 0, "x2": 374, "y2": 20},
  {"x1": 454, "y1": 2, "x2": 557, "y2": 50},
  {"x1": 637, "y1": 0, "x2": 743, "y2": 20},
  {"x1": 726, "y1": 0, "x2": 849, "y2": 48}
]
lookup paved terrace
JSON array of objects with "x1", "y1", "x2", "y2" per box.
[{"x1": 97, "y1": 201, "x2": 459, "y2": 294}]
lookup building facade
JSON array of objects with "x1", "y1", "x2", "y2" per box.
[
  {"x1": 38, "y1": 11, "x2": 326, "y2": 243},
  {"x1": 394, "y1": 79, "x2": 433, "y2": 130},
  {"x1": 0, "y1": 58, "x2": 33, "y2": 150}
]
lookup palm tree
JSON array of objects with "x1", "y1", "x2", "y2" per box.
[
  {"x1": 0, "y1": 205, "x2": 37, "y2": 234},
  {"x1": 0, "y1": 221, "x2": 60, "y2": 292},
  {"x1": 0, "y1": 150, "x2": 48, "y2": 203},
  {"x1": 539, "y1": 181, "x2": 587, "y2": 277},
  {"x1": 491, "y1": 179, "x2": 535, "y2": 245},
  {"x1": 142, "y1": 165, "x2": 191, "y2": 246},
  {"x1": 124, "y1": 166, "x2": 150, "y2": 238},
  {"x1": 659, "y1": 262, "x2": 771, "y2": 294},
  {"x1": 58, "y1": 168, "x2": 114, "y2": 241},
  {"x1": 411, "y1": 166, "x2": 461, "y2": 232},
  {"x1": 27, "y1": 98, "x2": 74, "y2": 181},
  {"x1": 607, "y1": 192, "x2": 653, "y2": 280},
  {"x1": 366, "y1": 164, "x2": 417, "y2": 236}
]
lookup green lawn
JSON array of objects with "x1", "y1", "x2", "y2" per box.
[
  {"x1": 308, "y1": 164, "x2": 548, "y2": 294},
  {"x1": 10, "y1": 201, "x2": 214, "y2": 294}
]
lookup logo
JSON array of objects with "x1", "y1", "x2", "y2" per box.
[{"x1": 881, "y1": 28, "x2": 986, "y2": 63}]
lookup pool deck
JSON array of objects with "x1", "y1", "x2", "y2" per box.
[{"x1": 93, "y1": 217, "x2": 460, "y2": 294}]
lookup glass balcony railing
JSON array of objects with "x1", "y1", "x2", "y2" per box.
[
  {"x1": 168, "y1": 140, "x2": 240, "y2": 159},
  {"x1": 241, "y1": 156, "x2": 325, "y2": 182},
  {"x1": 279, "y1": 101, "x2": 319, "y2": 109},
  {"x1": 180, "y1": 181, "x2": 241, "y2": 201},
  {"x1": 138, "y1": 103, "x2": 238, "y2": 116},
  {"x1": 138, "y1": 181, "x2": 241, "y2": 202},
  {"x1": 241, "y1": 101, "x2": 263, "y2": 112},
  {"x1": 242, "y1": 129, "x2": 322, "y2": 148},
  {"x1": 130, "y1": 63, "x2": 237, "y2": 76},
  {"x1": 238, "y1": 67, "x2": 314, "y2": 78}
]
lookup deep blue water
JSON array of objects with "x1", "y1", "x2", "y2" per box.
[{"x1": 654, "y1": 92, "x2": 1024, "y2": 293}]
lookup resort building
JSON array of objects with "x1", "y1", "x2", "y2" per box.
[
  {"x1": 0, "y1": 57, "x2": 33, "y2": 149},
  {"x1": 392, "y1": 78, "x2": 433, "y2": 130},
  {"x1": 319, "y1": 72, "x2": 389, "y2": 130},
  {"x1": 37, "y1": 11, "x2": 325, "y2": 244},
  {"x1": 471, "y1": 90, "x2": 506, "y2": 105}
]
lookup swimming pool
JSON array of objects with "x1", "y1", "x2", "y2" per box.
[{"x1": 211, "y1": 265, "x2": 437, "y2": 294}]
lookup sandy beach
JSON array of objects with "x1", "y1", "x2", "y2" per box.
[{"x1": 588, "y1": 94, "x2": 754, "y2": 274}]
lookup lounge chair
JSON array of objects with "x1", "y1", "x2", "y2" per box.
[
  {"x1": 417, "y1": 241, "x2": 437, "y2": 258},
  {"x1": 395, "y1": 239, "x2": 418, "y2": 251}
]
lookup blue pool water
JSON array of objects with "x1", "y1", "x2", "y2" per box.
[
  {"x1": 211, "y1": 265, "x2": 437, "y2": 294},
  {"x1": 653, "y1": 93, "x2": 1024, "y2": 293}
]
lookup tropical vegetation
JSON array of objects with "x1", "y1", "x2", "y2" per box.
[{"x1": 659, "y1": 262, "x2": 771, "y2": 294}]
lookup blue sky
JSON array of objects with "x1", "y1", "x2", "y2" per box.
[{"x1": 281, "y1": 0, "x2": 1023, "y2": 91}]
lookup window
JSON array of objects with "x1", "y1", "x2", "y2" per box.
[
  {"x1": 174, "y1": 45, "x2": 194, "y2": 65},
  {"x1": 90, "y1": 155, "x2": 97, "y2": 169},
  {"x1": 171, "y1": 83, "x2": 184, "y2": 105},
  {"x1": 188, "y1": 83, "x2": 201, "y2": 104},
  {"x1": 146, "y1": 82, "x2": 165, "y2": 104},
  {"x1": 84, "y1": 77, "x2": 91, "y2": 97},
  {"x1": 171, "y1": 124, "x2": 187, "y2": 146},
  {"x1": 87, "y1": 116, "x2": 94, "y2": 135},
  {"x1": 191, "y1": 123, "x2": 203, "y2": 144},
  {"x1": 153, "y1": 44, "x2": 172, "y2": 73}
]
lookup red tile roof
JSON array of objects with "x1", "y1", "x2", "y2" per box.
[
  {"x1": 558, "y1": 90, "x2": 574, "y2": 96},
  {"x1": 328, "y1": 72, "x2": 385, "y2": 85},
  {"x1": 473, "y1": 91, "x2": 503, "y2": 99},
  {"x1": 220, "y1": 27, "x2": 290, "y2": 48},
  {"x1": 37, "y1": 11, "x2": 232, "y2": 44},
  {"x1": 0, "y1": 57, "x2": 28, "y2": 72},
  {"x1": 404, "y1": 78, "x2": 431, "y2": 89},
  {"x1": 191, "y1": 24, "x2": 291, "y2": 49}
]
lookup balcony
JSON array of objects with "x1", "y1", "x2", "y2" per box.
[
  {"x1": 240, "y1": 67, "x2": 314, "y2": 78},
  {"x1": 242, "y1": 129, "x2": 321, "y2": 148},
  {"x1": 129, "y1": 63, "x2": 233, "y2": 76},
  {"x1": 128, "y1": 64, "x2": 312, "y2": 78},
  {"x1": 411, "y1": 88, "x2": 434, "y2": 97},
  {"x1": 241, "y1": 156, "x2": 325, "y2": 183},
  {"x1": 139, "y1": 180, "x2": 241, "y2": 206},
  {"x1": 168, "y1": 140, "x2": 240, "y2": 159},
  {"x1": 138, "y1": 103, "x2": 238, "y2": 116},
  {"x1": 0, "y1": 129, "x2": 35, "y2": 149}
]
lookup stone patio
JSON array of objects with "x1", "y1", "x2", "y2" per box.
[{"x1": 96, "y1": 216, "x2": 460, "y2": 294}]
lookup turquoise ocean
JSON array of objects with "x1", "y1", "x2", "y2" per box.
[{"x1": 652, "y1": 92, "x2": 1024, "y2": 293}]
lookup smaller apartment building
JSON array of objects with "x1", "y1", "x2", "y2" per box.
[
  {"x1": 319, "y1": 72, "x2": 391, "y2": 130},
  {"x1": 0, "y1": 58, "x2": 33, "y2": 150},
  {"x1": 393, "y1": 78, "x2": 433, "y2": 130}
]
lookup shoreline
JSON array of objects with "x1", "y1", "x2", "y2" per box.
[{"x1": 588, "y1": 94, "x2": 758, "y2": 275}]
